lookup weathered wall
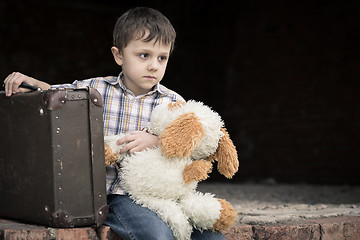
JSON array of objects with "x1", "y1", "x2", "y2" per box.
[{"x1": 1, "y1": 0, "x2": 359, "y2": 184}]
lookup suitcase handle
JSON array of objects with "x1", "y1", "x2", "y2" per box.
[{"x1": 19, "y1": 82, "x2": 42, "y2": 91}]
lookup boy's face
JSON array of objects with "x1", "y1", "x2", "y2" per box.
[{"x1": 112, "y1": 33, "x2": 171, "y2": 96}]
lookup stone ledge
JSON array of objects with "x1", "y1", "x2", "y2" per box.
[
  {"x1": 96, "y1": 216, "x2": 360, "y2": 239},
  {"x1": 2, "y1": 216, "x2": 358, "y2": 240},
  {"x1": 0, "y1": 219, "x2": 98, "y2": 240},
  {"x1": 225, "y1": 216, "x2": 360, "y2": 240}
]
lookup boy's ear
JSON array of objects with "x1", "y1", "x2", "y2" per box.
[{"x1": 111, "y1": 46, "x2": 123, "y2": 66}]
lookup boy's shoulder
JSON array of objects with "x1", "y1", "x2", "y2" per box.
[
  {"x1": 157, "y1": 83, "x2": 184, "y2": 101},
  {"x1": 81, "y1": 76, "x2": 118, "y2": 85},
  {"x1": 71, "y1": 76, "x2": 118, "y2": 89}
]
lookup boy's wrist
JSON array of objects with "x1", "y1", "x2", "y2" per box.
[
  {"x1": 141, "y1": 127, "x2": 159, "y2": 140},
  {"x1": 32, "y1": 79, "x2": 51, "y2": 90}
]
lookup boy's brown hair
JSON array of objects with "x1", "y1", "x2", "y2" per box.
[{"x1": 113, "y1": 7, "x2": 176, "y2": 54}]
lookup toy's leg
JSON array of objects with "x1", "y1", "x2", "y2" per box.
[
  {"x1": 134, "y1": 195, "x2": 192, "y2": 240},
  {"x1": 212, "y1": 199, "x2": 237, "y2": 233},
  {"x1": 180, "y1": 193, "x2": 237, "y2": 232},
  {"x1": 179, "y1": 192, "x2": 222, "y2": 230}
]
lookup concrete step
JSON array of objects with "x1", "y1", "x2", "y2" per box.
[{"x1": 1, "y1": 216, "x2": 359, "y2": 240}]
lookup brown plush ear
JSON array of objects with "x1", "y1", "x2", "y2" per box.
[
  {"x1": 159, "y1": 112, "x2": 205, "y2": 158},
  {"x1": 207, "y1": 128, "x2": 238, "y2": 178},
  {"x1": 168, "y1": 101, "x2": 185, "y2": 111},
  {"x1": 104, "y1": 143, "x2": 118, "y2": 166}
]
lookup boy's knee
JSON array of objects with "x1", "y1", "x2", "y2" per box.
[
  {"x1": 139, "y1": 231, "x2": 174, "y2": 240},
  {"x1": 138, "y1": 220, "x2": 174, "y2": 240}
]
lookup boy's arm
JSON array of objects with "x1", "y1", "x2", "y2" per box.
[{"x1": 3, "y1": 72, "x2": 51, "y2": 97}]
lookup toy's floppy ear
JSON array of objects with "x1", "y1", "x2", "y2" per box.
[
  {"x1": 207, "y1": 128, "x2": 238, "y2": 178},
  {"x1": 104, "y1": 143, "x2": 118, "y2": 166},
  {"x1": 167, "y1": 101, "x2": 185, "y2": 111},
  {"x1": 159, "y1": 112, "x2": 205, "y2": 158}
]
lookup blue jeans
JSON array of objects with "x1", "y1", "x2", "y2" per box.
[{"x1": 104, "y1": 194, "x2": 226, "y2": 240}]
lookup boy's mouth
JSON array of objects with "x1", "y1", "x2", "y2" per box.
[{"x1": 144, "y1": 76, "x2": 156, "y2": 80}]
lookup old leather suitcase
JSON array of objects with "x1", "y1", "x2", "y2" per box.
[{"x1": 0, "y1": 87, "x2": 108, "y2": 227}]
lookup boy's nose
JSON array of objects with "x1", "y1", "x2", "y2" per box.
[{"x1": 147, "y1": 58, "x2": 159, "y2": 71}]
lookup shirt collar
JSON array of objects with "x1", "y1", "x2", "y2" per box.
[{"x1": 105, "y1": 72, "x2": 164, "y2": 96}]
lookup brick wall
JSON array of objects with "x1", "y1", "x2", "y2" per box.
[{"x1": 1, "y1": 0, "x2": 359, "y2": 184}]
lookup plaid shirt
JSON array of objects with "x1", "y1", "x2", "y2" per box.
[{"x1": 52, "y1": 73, "x2": 184, "y2": 194}]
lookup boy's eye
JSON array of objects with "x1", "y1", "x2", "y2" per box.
[
  {"x1": 139, "y1": 53, "x2": 149, "y2": 59},
  {"x1": 158, "y1": 56, "x2": 167, "y2": 61}
]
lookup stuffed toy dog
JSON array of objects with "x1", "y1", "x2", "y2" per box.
[{"x1": 104, "y1": 100, "x2": 239, "y2": 240}]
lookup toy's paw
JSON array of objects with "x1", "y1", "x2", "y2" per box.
[
  {"x1": 213, "y1": 199, "x2": 237, "y2": 233},
  {"x1": 183, "y1": 160, "x2": 213, "y2": 184},
  {"x1": 104, "y1": 143, "x2": 118, "y2": 166}
]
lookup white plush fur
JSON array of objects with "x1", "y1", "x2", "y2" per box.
[{"x1": 104, "y1": 100, "x2": 236, "y2": 240}]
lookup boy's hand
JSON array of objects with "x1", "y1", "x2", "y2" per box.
[
  {"x1": 117, "y1": 131, "x2": 158, "y2": 154},
  {"x1": 4, "y1": 72, "x2": 33, "y2": 96},
  {"x1": 3, "y1": 72, "x2": 50, "y2": 97}
]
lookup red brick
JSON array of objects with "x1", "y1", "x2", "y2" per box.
[
  {"x1": 0, "y1": 219, "x2": 50, "y2": 240},
  {"x1": 56, "y1": 228, "x2": 98, "y2": 240},
  {"x1": 0, "y1": 229, "x2": 50, "y2": 240},
  {"x1": 253, "y1": 223, "x2": 321, "y2": 240},
  {"x1": 97, "y1": 225, "x2": 123, "y2": 240},
  {"x1": 306, "y1": 217, "x2": 360, "y2": 240},
  {"x1": 224, "y1": 225, "x2": 254, "y2": 240},
  {"x1": 0, "y1": 219, "x2": 98, "y2": 240}
]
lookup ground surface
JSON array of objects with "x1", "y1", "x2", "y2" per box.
[{"x1": 197, "y1": 182, "x2": 360, "y2": 225}]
